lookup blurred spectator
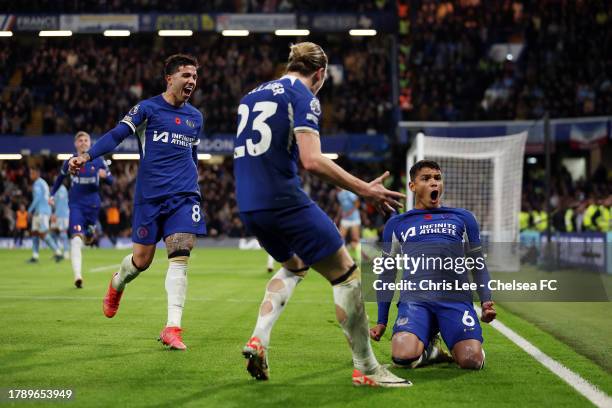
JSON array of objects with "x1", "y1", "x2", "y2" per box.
[
  {"x1": 14, "y1": 204, "x2": 28, "y2": 247},
  {"x1": 105, "y1": 201, "x2": 121, "y2": 246}
]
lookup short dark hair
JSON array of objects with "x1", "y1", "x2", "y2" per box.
[
  {"x1": 163, "y1": 54, "x2": 199, "y2": 77},
  {"x1": 409, "y1": 160, "x2": 441, "y2": 181}
]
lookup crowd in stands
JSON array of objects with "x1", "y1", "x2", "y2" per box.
[
  {"x1": 521, "y1": 163, "x2": 611, "y2": 233},
  {"x1": 0, "y1": 158, "x2": 390, "y2": 241},
  {"x1": 400, "y1": 0, "x2": 612, "y2": 121},
  {"x1": 3, "y1": 0, "x2": 395, "y2": 13},
  {"x1": 2, "y1": 156, "x2": 610, "y2": 243},
  {"x1": 0, "y1": 34, "x2": 392, "y2": 136}
]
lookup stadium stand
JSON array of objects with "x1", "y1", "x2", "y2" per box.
[
  {"x1": 400, "y1": 0, "x2": 612, "y2": 120},
  {"x1": 0, "y1": 34, "x2": 393, "y2": 135}
]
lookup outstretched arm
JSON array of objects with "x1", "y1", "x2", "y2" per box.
[
  {"x1": 50, "y1": 161, "x2": 69, "y2": 196},
  {"x1": 296, "y1": 131, "x2": 404, "y2": 214},
  {"x1": 69, "y1": 123, "x2": 132, "y2": 173}
]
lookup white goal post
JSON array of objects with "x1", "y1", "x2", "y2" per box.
[{"x1": 405, "y1": 131, "x2": 528, "y2": 271}]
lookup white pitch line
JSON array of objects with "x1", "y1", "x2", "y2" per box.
[
  {"x1": 89, "y1": 264, "x2": 120, "y2": 273},
  {"x1": 477, "y1": 307, "x2": 612, "y2": 408}
]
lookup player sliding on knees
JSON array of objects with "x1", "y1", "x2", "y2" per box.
[
  {"x1": 234, "y1": 42, "x2": 410, "y2": 387},
  {"x1": 370, "y1": 160, "x2": 497, "y2": 370},
  {"x1": 69, "y1": 54, "x2": 206, "y2": 350},
  {"x1": 50, "y1": 131, "x2": 114, "y2": 288}
]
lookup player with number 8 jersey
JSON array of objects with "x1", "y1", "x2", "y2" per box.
[{"x1": 68, "y1": 54, "x2": 206, "y2": 350}]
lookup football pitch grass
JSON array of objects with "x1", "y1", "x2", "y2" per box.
[{"x1": 1, "y1": 248, "x2": 611, "y2": 407}]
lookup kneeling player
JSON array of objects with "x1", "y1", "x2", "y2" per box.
[{"x1": 370, "y1": 160, "x2": 496, "y2": 369}]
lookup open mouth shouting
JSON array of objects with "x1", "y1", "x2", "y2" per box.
[
  {"x1": 183, "y1": 85, "x2": 194, "y2": 98},
  {"x1": 430, "y1": 189, "x2": 440, "y2": 204}
]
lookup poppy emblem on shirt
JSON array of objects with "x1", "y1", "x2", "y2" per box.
[
  {"x1": 136, "y1": 226, "x2": 149, "y2": 239},
  {"x1": 175, "y1": 117, "x2": 181, "y2": 125},
  {"x1": 424, "y1": 214, "x2": 432, "y2": 220}
]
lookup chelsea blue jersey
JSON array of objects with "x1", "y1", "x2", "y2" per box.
[
  {"x1": 234, "y1": 75, "x2": 322, "y2": 212},
  {"x1": 55, "y1": 157, "x2": 112, "y2": 209},
  {"x1": 383, "y1": 206, "x2": 481, "y2": 246},
  {"x1": 380, "y1": 206, "x2": 492, "y2": 303},
  {"x1": 120, "y1": 95, "x2": 203, "y2": 204}
]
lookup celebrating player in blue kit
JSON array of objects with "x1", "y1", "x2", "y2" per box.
[
  {"x1": 234, "y1": 42, "x2": 410, "y2": 387},
  {"x1": 28, "y1": 167, "x2": 64, "y2": 263},
  {"x1": 69, "y1": 54, "x2": 206, "y2": 350},
  {"x1": 51, "y1": 131, "x2": 113, "y2": 288},
  {"x1": 370, "y1": 160, "x2": 497, "y2": 370}
]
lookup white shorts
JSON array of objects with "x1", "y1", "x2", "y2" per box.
[
  {"x1": 52, "y1": 217, "x2": 69, "y2": 232},
  {"x1": 32, "y1": 215, "x2": 50, "y2": 233},
  {"x1": 340, "y1": 218, "x2": 361, "y2": 228}
]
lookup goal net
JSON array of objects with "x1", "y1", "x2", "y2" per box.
[{"x1": 406, "y1": 132, "x2": 528, "y2": 271}]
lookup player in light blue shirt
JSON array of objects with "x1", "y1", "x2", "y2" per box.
[
  {"x1": 337, "y1": 189, "x2": 361, "y2": 263},
  {"x1": 235, "y1": 42, "x2": 409, "y2": 387},
  {"x1": 51, "y1": 184, "x2": 70, "y2": 260},
  {"x1": 27, "y1": 167, "x2": 62, "y2": 263}
]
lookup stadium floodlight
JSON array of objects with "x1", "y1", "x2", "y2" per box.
[
  {"x1": 0, "y1": 31, "x2": 13, "y2": 37},
  {"x1": 57, "y1": 153, "x2": 73, "y2": 160},
  {"x1": 158, "y1": 30, "x2": 193, "y2": 37},
  {"x1": 222, "y1": 30, "x2": 249, "y2": 37},
  {"x1": 322, "y1": 153, "x2": 339, "y2": 160},
  {"x1": 275, "y1": 29, "x2": 310, "y2": 36},
  {"x1": 349, "y1": 29, "x2": 377, "y2": 36},
  {"x1": 0, "y1": 154, "x2": 23, "y2": 160},
  {"x1": 104, "y1": 30, "x2": 131, "y2": 37},
  {"x1": 39, "y1": 30, "x2": 72, "y2": 37},
  {"x1": 111, "y1": 153, "x2": 140, "y2": 160},
  {"x1": 197, "y1": 154, "x2": 212, "y2": 160}
]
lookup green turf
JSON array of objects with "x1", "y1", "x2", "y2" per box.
[
  {"x1": 500, "y1": 302, "x2": 612, "y2": 374},
  {"x1": 1, "y1": 248, "x2": 610, "y2": 407}
]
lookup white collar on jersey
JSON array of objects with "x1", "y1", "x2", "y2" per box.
[{"x1": 280, "y1": 74, "x2": 299, "y2": 85}]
